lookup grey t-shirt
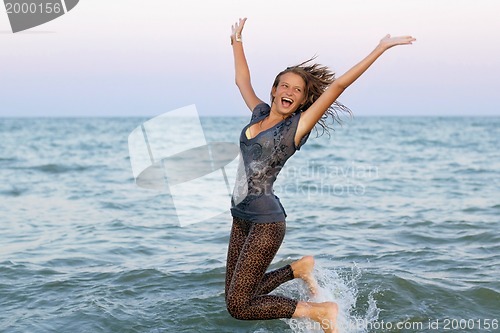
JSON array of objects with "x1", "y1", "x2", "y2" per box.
[{"x1": 230, "y1": 103, "x2": 310, "y2": 223}]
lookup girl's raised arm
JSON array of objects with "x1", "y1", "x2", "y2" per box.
[
  {"x1": 231, "y1": 18, "x2": 263, "y2": 111},
  {"x1": 296, "y1": 34, "x2": 416, "y2": 142}
]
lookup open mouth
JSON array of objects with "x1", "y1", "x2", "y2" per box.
[{"x1": 281, "y1": 97, "x2": 294, "y2": 108}]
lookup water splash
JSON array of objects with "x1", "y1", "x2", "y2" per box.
[{"x1": 279, "y1": 262, "x2": 379, "y2": 333}]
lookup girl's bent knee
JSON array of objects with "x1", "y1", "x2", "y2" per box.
[{"x1": 226, "y1": 300, "x2": 248, "y2": 320}]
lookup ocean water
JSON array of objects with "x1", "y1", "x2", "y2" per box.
[{"x1": 0, "y1": 115, "x2": 499, "y2": 333}]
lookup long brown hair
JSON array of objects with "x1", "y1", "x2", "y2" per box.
[{"x1": 270, "y1": 57, "x2": 352, "y2": 137}]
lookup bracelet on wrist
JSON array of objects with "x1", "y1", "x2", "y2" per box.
[{"x1": 231, "y1": 34, "x2": 242, "y2": 45}]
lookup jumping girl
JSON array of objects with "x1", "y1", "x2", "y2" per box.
[{"x1": 225, "y1": 18, "x2": 415, "y2": 333}]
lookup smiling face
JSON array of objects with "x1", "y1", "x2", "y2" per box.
[{"x1": 271, "y1": 72, "x2": 307, "y2": 116}]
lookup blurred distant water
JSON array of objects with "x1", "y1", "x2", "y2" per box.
[{"x1": 0, "y1": 115, "x2": 499, "y2": 332}]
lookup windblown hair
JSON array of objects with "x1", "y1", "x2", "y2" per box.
[{"x1": 270, "y1": 57, "x2": 352, "y2": 137}]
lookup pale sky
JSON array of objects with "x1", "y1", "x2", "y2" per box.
[{"x1": 1, "y1": 0, "x2": 499, "y2": 117}]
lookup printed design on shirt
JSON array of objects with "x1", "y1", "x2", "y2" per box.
[{"x1": 232, "y1": 115, "x2": 295, "y2": 208}]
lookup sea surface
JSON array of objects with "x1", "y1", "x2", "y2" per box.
[{"x1": 1, "y1": 115, "x2": 499, "y2": 333}]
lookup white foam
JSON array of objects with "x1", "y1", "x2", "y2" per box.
[{"x1": 278, "y1": 262, "x2": 380, "y2": 333}]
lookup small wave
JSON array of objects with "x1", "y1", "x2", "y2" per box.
[
  {"x1": 456, "y1": 231, "x2": 499, "y2": 244},
  {"x1": 453, "y1": 167, "x2": 494, "y2": 175},
  {"x1": 101, "y1": 201, "x2": 129, "y2": 210},
  {"x1": 464, "y1": 286, "x2": 500, "y2": 303},
  {"x1": 401, "y1": 138, "x2": 446, "y2": 147},
  {"x1": 0, "y1": 157, "x2": 18, "y2": 162},
  {"x1": 113, "y1": 268, "x2": 166, "y2": 284},
  {"x1": 462, "y1": 206, "x2": 488, "y2": 213},
  {"x1": 0, "y1": 186, "x2": 28, "y2": 197},
  {"x1": 26, "y1": 163, "x2": 92, "y2": 174}
]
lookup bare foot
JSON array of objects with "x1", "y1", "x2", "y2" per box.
[
  {"x1": 317, "y1": 302, "x2": 338, "y2": 333},
  {"x1": 291, "y1": 255, "x2": 319, "y2": 296},
  {"x1": 293, "y1": 301, "x2": 338, "y2": 333}
]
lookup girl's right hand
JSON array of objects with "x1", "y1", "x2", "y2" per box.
[{"x1": 231, "y1": 17, "x2": 247, "y2": 43}]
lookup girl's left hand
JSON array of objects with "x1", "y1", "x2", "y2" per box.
[
  {"x1": 231, "y1": 17, "x2": 247, "y2": 42},
  {"x1": 378, "y1": 34, "x2": 416, "y2": 50}
]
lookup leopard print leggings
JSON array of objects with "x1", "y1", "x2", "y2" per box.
[{"x1": 225, "y1": 217, "x2": 298, "y2": 320}]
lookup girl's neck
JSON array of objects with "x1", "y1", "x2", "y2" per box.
[{"x1": 269, "y1": 105, "x2": 290, "y2": 122}]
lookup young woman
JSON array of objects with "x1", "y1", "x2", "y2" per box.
[{"x1": 225, "y1": 18, "x2": 415, "y2": 333}]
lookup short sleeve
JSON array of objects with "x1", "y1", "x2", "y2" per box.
[{"x1": 251, "y1": 103, "x2": 271, "y2": 122}]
